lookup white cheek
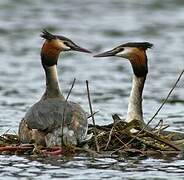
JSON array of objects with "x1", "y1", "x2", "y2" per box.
[
  {"x1": 59, "y1": 41, "x2": 71, "y2": 50},
  {"x1": 116, "y1": 48, "x2": 132, "y2": 58}
]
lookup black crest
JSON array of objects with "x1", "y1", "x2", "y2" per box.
[
  {"x1": 121, "y1": 42, "x2": 153, "y2": 50},
  {"x1": 41, "y1": 29, "x2": 73, "y2": 42},
  {"x1": 40, "y1": 29, "x2": 56, "y2": 40}
]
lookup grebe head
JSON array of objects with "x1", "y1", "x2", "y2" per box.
[
  {"x1": 41, "y1": 30, "x2": 91, "y2": 53},
  {"x1": 41, "y1": 30, "x2": 91, "y2": 66},
  {"x1": 94, "y1": 42, "x2": 153, "y2": 77}
]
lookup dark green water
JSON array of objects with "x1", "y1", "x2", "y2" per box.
[{"x1": 0, "y1": 0, "x2": 183, "y2": 179}]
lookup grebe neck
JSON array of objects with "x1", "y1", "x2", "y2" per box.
[
  {"x1": 42, "y1": 65, "x2": 65, "y2": 100},
  {"x1": 126, "y1": 74, "x2": 146, "y2": 122},
  {"x1": 41, "y1": 65, "x2": 64, "y2": 99}
]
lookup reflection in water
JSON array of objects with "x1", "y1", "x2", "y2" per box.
[{"x1": 0, "y1": 0, "x2": 183, "y2": 179}]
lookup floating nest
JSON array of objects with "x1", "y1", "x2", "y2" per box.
[
  {"x1": 0, "y1": 115, "x2": 184, "y2": 158},
  {"x1": 87, "y1": 115, "x2": 184, "y2": 158}
]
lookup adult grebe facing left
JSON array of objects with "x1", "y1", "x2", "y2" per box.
[
  {"x1": 19, "y1": 30, "x2": 91, "y2": 147},
  {"x1": 94, "y1": 42, "x2": 153, "y2": 125}
]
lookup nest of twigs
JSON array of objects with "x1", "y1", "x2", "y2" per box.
[
  {"x1": 86, "y1": 115, "x2": 184, "y2": 157},
  {"x1": 0, "y1": 116, "x2": 184, "y2": 158}
]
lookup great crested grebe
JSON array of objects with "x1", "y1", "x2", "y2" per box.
[
  {"x1": 19, "y1": 30, "x2": 91, "y2": 147},
  {"x1": 94, "y1": 42, "x2": 153, "y2": 124}
]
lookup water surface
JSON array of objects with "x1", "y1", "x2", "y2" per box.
[{"x1": 0, "y1": 0, "x2": 184, "y2": 179}]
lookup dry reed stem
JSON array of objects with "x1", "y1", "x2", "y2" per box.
[
  {"x1": 114, "y1": 134, "x2": 128, "y2": 148},
  {"x1": 105, "y1": 124, "x2": 115, "y2": 150},
  {"x1": 0, "y1": 146, "x2": 33, "y2": 152},
  {"x1": 153, "y1": 119, "x2": 164, "y2": 130},
  {"x1": 86, "y1": 80, "x2": 100, "y2": 152},
  {"x1": 61, "y1": 78, "x2": 76, "y2": 146},
  {"x1": 87, "y1": 111, "x2": 99, "y2": 119},
  {"x1": 143, "y1": 129, "x2": 180, "y2": 151}
]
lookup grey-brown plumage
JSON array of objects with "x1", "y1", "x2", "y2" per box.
[
  {"x1": 21, "y1": 99, "x2": 88, "y2": 146},
  {"x1": 18, "y1": 30, "x2": 91, "y2": 147}
]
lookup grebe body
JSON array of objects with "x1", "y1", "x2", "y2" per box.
[{"x1": 19, "y1": 30, "x2": 91, "y2": 147}]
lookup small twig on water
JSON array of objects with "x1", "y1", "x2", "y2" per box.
[
  {"x1": 61, "y1": 78, "x2": 76, "y2": 147},
  {"x1": 2, "y1": 128, "x2": 11, "y2": 136},
  {"x1": 0, "y1": 146, "x2": 33, "y2": 152},
  {"x1": 86, "y1": 80, "x2": 100, "y2": 152},
  {"x1": 87, "y1": 111, "x2": 99, "y2": 119},
  {"x1": 159, "y1": 124, "x2": 170, "y2": 132},
  {"x1": 153, "y1": 119, "x2": 164, "y2": 130},
  {"x1": 112, "y1": 69, "x2": 184, "y2": 155},
  {"x1": 153, "y1": 119, "x2": 169, "y2": 135}
]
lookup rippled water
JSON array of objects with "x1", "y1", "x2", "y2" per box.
[{"x1": 0, "y1": 0, "x2": 184, "y2": 179}]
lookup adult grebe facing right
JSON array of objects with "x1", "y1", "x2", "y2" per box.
[{"x1": 19, "y1": 30, "x2": 91, "y2": 147}]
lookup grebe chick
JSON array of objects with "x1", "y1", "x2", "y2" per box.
[
  {"x1": 19, "y1": 30, "x2": 91, "y2": 147},
  {"x1": 94, "y1": 42, "x2": 153, "y2": 124}
]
